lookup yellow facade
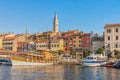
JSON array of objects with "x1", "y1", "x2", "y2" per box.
[
  {"x1": 73, "y1": 35, "x2": 82, "y2": 49},
  {"x1": 51, "y1": 38, "x2": 64, "y2": 51},
  {"x1": 0, "y1": 39, "x2": 2, "y2": 49}
]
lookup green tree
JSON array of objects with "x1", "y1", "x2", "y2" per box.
[
  {"x1": 96, "y1": 48, "x2": 104, "y2": 54},
  {"x1": 114, "y1": 50, "x2": 120, "y2": 59},
  {"x1": 70, "y1": 48, "x2": 76, "y2": 56},
  {"x1": 83, "y1": 49, "x2": 90, "y2": 58},
  {"x1": 58, "y1": 50, "x2": 64, "y2": 55}
]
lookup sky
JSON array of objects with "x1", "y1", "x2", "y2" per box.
[{"x1": 0, "y1": 0, "x2": 120, "y2": 34}]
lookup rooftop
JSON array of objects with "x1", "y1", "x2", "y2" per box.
[{"x1": 105, "y1": 24, "x2": 120, "y2": 28}]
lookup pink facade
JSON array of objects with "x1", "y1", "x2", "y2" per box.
[{"x1": 81, "y1": 34, "x2": 91, "y2": 50}]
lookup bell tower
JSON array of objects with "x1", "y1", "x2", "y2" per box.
[{"x1": 53, "y1": 13, "x2": 58, "y2": 32}]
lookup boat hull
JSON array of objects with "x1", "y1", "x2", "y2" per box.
[
  {"x1": 81, "y1": 61, "x2": 107, "y2": 67},
  {"x1": 11, "y1": 60, "x2": 54, "y2": 66},
  {"x1": 0, "y1": 60, "x2": 12, "y2": 65}
]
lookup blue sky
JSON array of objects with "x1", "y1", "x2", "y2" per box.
[{"x1": 0, "y1": 0, "x2": 120, "y2": 34}]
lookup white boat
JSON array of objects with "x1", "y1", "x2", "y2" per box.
[
  {"x1": 0, "y1": 55, "x2": 12, "y2": 65},
  {"x1": 10, "y1": 51, "x2": 57, "y2": 66},
  {"x1": 81, "y1": 54, "x2": 107, "y2": 67},
  {"x1": 11, "y1": 59, "x2": 54, "y2": 66}
]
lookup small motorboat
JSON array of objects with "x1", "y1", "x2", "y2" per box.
[{"x1": 81, "y1": 54, "x2": 107, "y2": 67}]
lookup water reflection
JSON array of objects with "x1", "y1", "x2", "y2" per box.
[
  {"x1": 0, "y1": 66, "x2": 12, "y2": 80},
  {"x1": 0, "y1": 65, "x2": 120, "y2": 80}
]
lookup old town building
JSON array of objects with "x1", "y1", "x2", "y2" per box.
[
  {"x1": 91, "y1": 34, "x2": 104, "y2": 52},
  {"x1": 104, "y1": 24, "x2": 120, "y2": 53},
  {"x1": 50, "y1": 37, "x2": 64, "y2": 51}
]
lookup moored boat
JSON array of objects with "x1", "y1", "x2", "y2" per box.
[
  {"x1": 10, "y1": 50, "x2": 57, "y2": 66},
  {"x1": 0, "y1": 55, "x2": 12, "y2": 65},
  {"x1": 81, "y1": 54, "x2": 107, "y2": 67},
  {"x1": 112, "y1": 61, "x2": 120, "y2": 68}
]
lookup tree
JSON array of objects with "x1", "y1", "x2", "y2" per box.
[
  {"x1": 58, "y1": 50, "x2": 64, "y2": 55},
  {"x1": 96, "y1": 48, "x2": 104, "y2": 54},
  {"x1": 83, "y1": 49, "x2": 90, "y2": 58},
  {"x1": 114, "y1": 50, "x2": 120, "y2": 59},
  {"x1": 70, "y1": 48, "x2": 76, "y2": 56}
]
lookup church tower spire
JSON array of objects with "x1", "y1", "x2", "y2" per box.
[{"x1": 53, "y1": 12, "x2": 58, "y2": 32}]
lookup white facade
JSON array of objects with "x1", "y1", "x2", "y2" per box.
[
  {"x1": 92, "y1": 41, "x2": 104, "y2": 51},
  {"x1": 104, "y1": 24, "x2": 120, "y2": 53}
]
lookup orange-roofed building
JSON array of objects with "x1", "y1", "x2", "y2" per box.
[
  {"x1": 62, "y1": 30, "x2": 80, "y2": 54},
  {"x1": 2, "y1": 34, "x2": 27, "y2": 53},
  {"x1": 36, "y1": 39, "x2": 49, "y2": 50},
  {"x1": 2, "y1": 37, "x2": 17, "y2": 52},
  {"x1": 104, "y1": 23, "x2": 120, "y2": 53},
  {"x1": 50, "y1": 37, "x2": 64, "y2": 51}
]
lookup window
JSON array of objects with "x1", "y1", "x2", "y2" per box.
[
  {"x1": 79, "y1": 45, "x2": 81, "y2": 47},
  {"x1": 37, "y1": 45, "x2": 38, "y2": 47},
  {"x1": 116, "y1": 36, "x2": 118, "y2": 40},
  {"x1": 107, "y1": 29, "x2": 111, "y2": 33},
  {"x1": 116, "y1": 44, "x2": 118, "y2": 48},
  {"x1": 79, "y1": 36, "x2": 81, "y2": 38},
  {"x1": 74, "y1": 45, "x2": 76, "y2": 47},
  {"x1": 116, "y1": 28, "x2": 118, "y2": 32},
  {"x1": 74, "y1": 40, "x2": 76, "y2": 43},
  {"x1": 66, "y1": 43, "x2": 67, "y2": 46},
  {"x1": 108, "y1": 36, "x2": 110, "y2": 40},
  {"x1": 57, "y1": 44, "x2": 59, "y2": 47},
  {"x1": 54, "y1": 44, "x2": 56, "y2": 47}
]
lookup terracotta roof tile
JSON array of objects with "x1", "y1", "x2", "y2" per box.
[
  {"x1": 3, "y1": 37, "x2": 16, "y2": 41},
  {"x1": 105, "y1": 24, "x2": 120, "y2": 27}
]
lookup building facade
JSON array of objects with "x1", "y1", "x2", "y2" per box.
[
  {"x1": 104, "y1": 24, "x2": 120, "y2": 53},
  {"x1": 50, "y1": 37, "x2": 64, "y2": 51},
  {"x1": 2, "y1": 37, "x2": 17, "y2": 52},
  {"x1": 0, "y1": 39, "x2": 2, "y2": 49},
  {"x1": 81, "y1": 33, "x2": 92, "y2": 50},
  {"x1": 62, "y1": 30, "x2": 80, "y2": 54},
  {"x1": 91, "y1": 35, "x2": 104, "y2": 52},
  {"x1": 36, "y1": 39, "x2": 49, "y2": 50}
]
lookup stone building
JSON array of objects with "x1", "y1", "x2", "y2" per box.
[{"x1": 104, "y1": 24, "x2": 120, "y2": 53}]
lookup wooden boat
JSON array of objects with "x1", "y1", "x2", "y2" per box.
[
  {"x1": 10, "y1": 50, "x2": 57, "y2": 66},
  {"x1": 105, "y1": 62, "x2": 114, "y2": 67}
]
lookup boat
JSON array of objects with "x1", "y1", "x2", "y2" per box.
[
  {"x1": 81, "y1": 54, "x2": 107, "y2": 67},
  {"x1": 0, "y1": 55, "x2": 12, "y2": 65},
  {"x1": 10, "y1": 50, "x2": 57, "y2": 66},
  {"x1": 112, "y1": 61, "x2": 120, "y2": 68},
  {"x1": 105, "y1": 62, "x2": 114, "y2": 67}
]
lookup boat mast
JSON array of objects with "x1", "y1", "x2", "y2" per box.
[
  {"x1": 25, "y1": 24, "x2": 28, "y2": 52},
  {"x1": 25, "y1": 24, "x2": 28, "y2": 43}
]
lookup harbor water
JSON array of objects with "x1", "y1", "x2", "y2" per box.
[{"x1": 0, "y1": 65, "x2": 120, "y2": 80}]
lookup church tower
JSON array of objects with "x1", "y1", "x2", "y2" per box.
[{"x1": 53, "y1": 13, "x2": 58, "y2": 32}]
